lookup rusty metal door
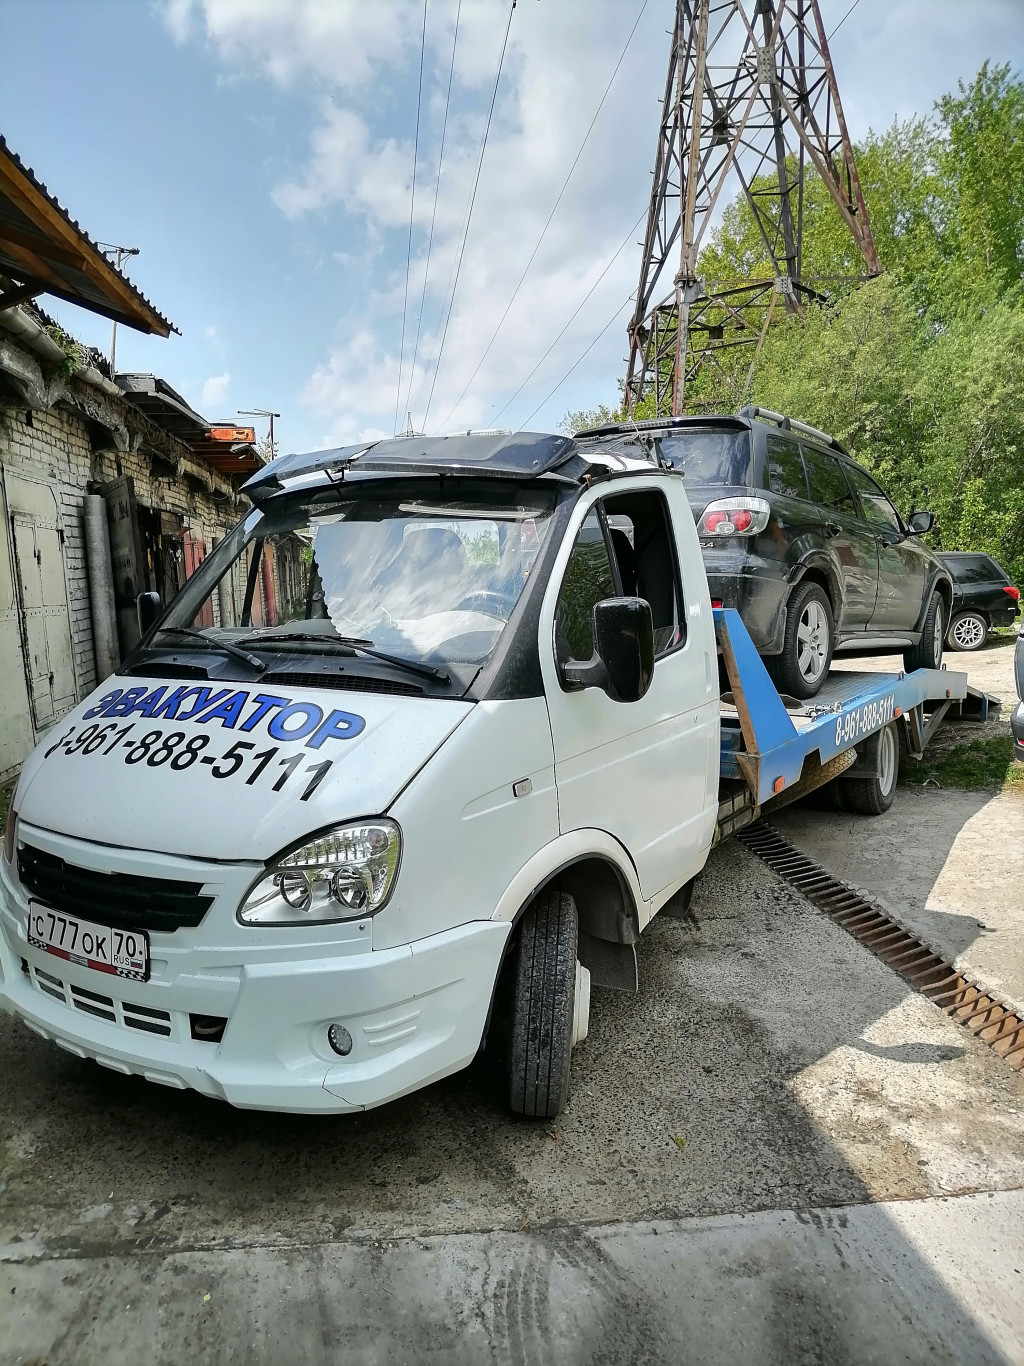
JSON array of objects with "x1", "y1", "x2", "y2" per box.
[{"x1": 183, "y1": 531, "x2": 214, "y2": 627}]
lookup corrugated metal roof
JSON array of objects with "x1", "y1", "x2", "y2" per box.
[{"x1": 0, "y1": 137, "x2": 176, "y2": 336}]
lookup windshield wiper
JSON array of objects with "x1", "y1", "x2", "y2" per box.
[
  {"x1": 236, "y1": 631, "x2": 449, "y2": 683},
  {"x1": 149, "y1": 626, "x2": 267, "y2": 673}
]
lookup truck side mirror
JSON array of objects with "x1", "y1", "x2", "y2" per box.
[
  {"x1": 137, "y1": 591, "x2": 162, "y2": 635},
  {"x1": 563, "y1": 597, "x2": 655, "y2": 703},
  {"x1": 907, "y1": 510, "x2": 934, "y2": 534}
]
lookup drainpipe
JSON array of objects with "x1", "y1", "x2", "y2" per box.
[
  {"x1": 83, "y1": 494, "x2": 120, "y2": 681},
  {"x1": 213, "y1": 534, "x2": 234, "y2": 627}
]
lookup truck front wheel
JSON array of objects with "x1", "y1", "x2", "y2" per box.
[{"x1": 507, "y1": 888, "x2": 584, "y2": 1119}]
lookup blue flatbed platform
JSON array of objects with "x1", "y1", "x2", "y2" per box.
[{"x1": 714, "y1": 608, "x2": 970, "y2": 816}]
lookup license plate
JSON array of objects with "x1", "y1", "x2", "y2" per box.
[{"x1": 27, "y1": 903, "x2": 149, "y2": 982}]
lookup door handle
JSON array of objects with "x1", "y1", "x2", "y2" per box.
[{"x1": 824, "y1": 520, "x2": 841, "y2": 538}]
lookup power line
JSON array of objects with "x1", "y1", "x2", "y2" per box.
[
  {"x1": 435, "y1": 0, "x2": 649, "y2": 434},
  {"x1": 402, "y1": 0, "x2": 462, "y2": 427},
  {"x1": 828, "y1": 0, "x2": 861, "y2": 41},
  {"x1": 421, "y1": 0, "x2": 517, "y2": 432},
  {"x1": 518, "y1": 289, "x2": 636, "y2": 431},
  {"x1": 488, "y1": 207, "x2": 646, "y2": 428},
  {"x1": 394, "y1": 0, "x2": 430, "y2": 437}
]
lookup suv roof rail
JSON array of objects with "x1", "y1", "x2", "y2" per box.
[
  {"x1": 737, "y1": 405, "x2": 847, "y2": 454},
  {"x1": 575, "y1": 413, "x2": 748, "y2": 439}
]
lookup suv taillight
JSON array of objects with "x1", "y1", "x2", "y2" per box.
[
  {"x1": 1003, "y1": 585, "x2": 1020, "y2": 602},
  {"x1": 697, "y1": 497, "x2": 770, "y2": 537}
]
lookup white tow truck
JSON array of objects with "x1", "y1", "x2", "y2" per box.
[{"x1": 0, "y1": 431, "x2": 968, "y2": 1117}]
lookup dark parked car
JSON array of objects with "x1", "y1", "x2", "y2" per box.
[
  {"x1": 577, "y1": 408, "x2": 952, "y2": 697},
  {"x1": 937, "y1": 552, "x2": 1019, "y2": 651}
]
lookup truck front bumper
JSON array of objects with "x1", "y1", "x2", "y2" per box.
[{"x1": 0, "y1": 845, "x2": 510, "y2": 1114}]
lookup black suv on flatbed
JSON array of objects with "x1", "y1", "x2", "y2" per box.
[
  {"x1": 937, "y1": 552, "x2": 1019, "y2": 651},
  {"x1": 577, "y1": 408, "x2": 952, "y2": 697}
]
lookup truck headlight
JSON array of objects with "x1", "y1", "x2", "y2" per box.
[{"x1": 239, "y1": 821, "x2": 401, "y2": 926}]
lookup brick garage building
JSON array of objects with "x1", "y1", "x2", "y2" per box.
[{"x1": 0, "y1": 311, "x2": 259, "y2": 783}]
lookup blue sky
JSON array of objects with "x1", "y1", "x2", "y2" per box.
[{"x1": 2, "y1": 0, "x2": 1022, "y2": 456}]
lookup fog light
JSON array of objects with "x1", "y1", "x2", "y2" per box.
[{"x1": 328, "y1": 1023, "x2": 353, "y2": 1056}]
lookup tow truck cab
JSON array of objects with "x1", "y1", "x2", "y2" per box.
[{"x1": 0, "y1": 432, "x2": 721, "y2": 1117}]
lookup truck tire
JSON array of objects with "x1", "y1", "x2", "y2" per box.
[
  {"x1": 947, "y1": 610, "x2": 988, "y2": 652},
  {"x1": 837, "y1": 721, "x2": 899, "y2": 815},
  {"x1": 768, "y1": 582, "x2": 834, "y2": 699},
  {"x1": 508, "y1": 888, "x2": 578, "y2": 1119},
  {"x1": 904, "y1": 592, "x2": 945, "y2": 672}
]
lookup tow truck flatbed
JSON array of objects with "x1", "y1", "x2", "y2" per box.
[{"x1": 714, "y1": 608, "x2": 970, "y2": 833}]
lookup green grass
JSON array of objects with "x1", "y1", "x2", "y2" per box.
[
  {"x1": 0, "y1": 784, "x2": 10, "y2": 827},
  {"x1": 901, "y1": 734, "x2": 1023, "y2": 792}
]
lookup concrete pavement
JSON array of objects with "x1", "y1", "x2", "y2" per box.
[{"x1": 2, "y1": 1191, "x2": 1021, "y2": 1365}]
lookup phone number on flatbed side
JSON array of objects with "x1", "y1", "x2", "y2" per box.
[{"x1": 834, "y1": 693, "x2": 896, "y2": 747}]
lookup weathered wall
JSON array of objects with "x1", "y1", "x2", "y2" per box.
[{"x1": 0, "y1": 379, "x2": 245, "y2": 783}]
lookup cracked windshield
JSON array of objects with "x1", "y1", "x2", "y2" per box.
[{"x1": 154, "y1": 492, "x2": 555, "y2": 676}]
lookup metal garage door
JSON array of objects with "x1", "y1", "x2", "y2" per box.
[
  {"x1": 0, "y1": 482, "x2": 33, "y2": 781},
  {"x1": 7, "y1": 478, "x2": 76, "y2": 732}
]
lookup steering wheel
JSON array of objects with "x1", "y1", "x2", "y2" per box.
[{"x1": 456, "y1": 590, "x2": 515, "y2": 619}]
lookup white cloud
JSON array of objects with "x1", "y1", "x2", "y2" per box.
[
  {"x1": 273, "y1": 105, "x2": 413, "y2": 225},
  {"x1": 158, "y1": 0, "x2": 410, "y2": 88},
  {"x1": 201, "y1": 371, "x2": 231, "y2": 413},
  {"x1": 161, "y1": 0, "x2": 194, "y2": 44}
]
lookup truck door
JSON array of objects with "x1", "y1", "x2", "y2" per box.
[{"x1": 541, "y1": 485, "x2": 714, "y2": 902}]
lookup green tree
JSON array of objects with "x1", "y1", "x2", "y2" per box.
[{"x1": 567, "y1": 63, "x2": 1024, "y2": 582}]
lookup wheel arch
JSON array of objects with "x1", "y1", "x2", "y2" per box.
[
  {"x1": 917, "y1": 570, "x2": 953, "y2": 631},
  {"x1": 791, "y1": 556, "x2": 841, "y2": 619},
  {"x1": 491, "y1": 831, "x2": 645, "y2": 945}
]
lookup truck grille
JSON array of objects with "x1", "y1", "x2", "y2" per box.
[
  {"x1": 30, "y1": 964, "x2": 174, "y2": 1036},
  {"x1": 17, "y1": 845, "x2": 214, "y2": 934}
]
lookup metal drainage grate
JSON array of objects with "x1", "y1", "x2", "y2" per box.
[{"x1": 737, "y1": 821, "x2": 1024, "y2": 1070}]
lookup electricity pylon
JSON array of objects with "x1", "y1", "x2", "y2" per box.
[{"x1": 624, "y1": 0, "x2": 880, "y2": 417}]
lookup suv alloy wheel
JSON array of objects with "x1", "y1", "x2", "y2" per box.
[
  {"x1": 769, "y1": 581, "x2": 835, "y2": 698},
  {"x1": 947, "y1": 610, "x2": 988, "y2": 652}
]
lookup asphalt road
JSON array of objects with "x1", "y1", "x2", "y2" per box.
[{"x1": 1, "y1": 640, "x2": 1022, "y2": 1363}]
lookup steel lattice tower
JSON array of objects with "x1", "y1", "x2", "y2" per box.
[{"x1": 625, "y1": 0, "x2": 880, "y2": 416}]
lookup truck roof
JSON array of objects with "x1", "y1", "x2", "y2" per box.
[{"x1": 241, "y1": 429, "x2": 661, "y2": 505}]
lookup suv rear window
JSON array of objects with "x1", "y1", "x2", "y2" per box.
[
  {"x1": 942, "y1": 554, "x2": 1003, "y2": 583},
  {"x1": 653, "y1": 429, "x2": 752, "y2": 484},
  {"x1": 765, "y1": 436, "x2": 807, "y2": 498}
]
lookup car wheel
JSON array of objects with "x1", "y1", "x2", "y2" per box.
[
  {"x1": 507, "y1": 888, "x2": 584, "y2": 1119},
  {"x1": 903, "y1": 592, "x2": 945, "y2": 672},
  {"x1": 768, "y1": 582, "x2": 835, "y2": 699},
  {"x1": 837, "y1": 721, "x2": 900, "y2": 815},
  {"x1": 947, "y1": 610, "x2": 988, "y2": 652}
]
